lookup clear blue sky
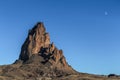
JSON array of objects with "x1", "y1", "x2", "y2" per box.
[{"x1": 0, "y1": 0, "x2": 120, "y2": 75}]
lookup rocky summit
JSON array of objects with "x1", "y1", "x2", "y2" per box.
[
  {"x1": 0, "y1": 22, "x2": 120, "y2": 80},
  {"x1": 18, "y1": 22, "x2": 75, "y2": 72}
]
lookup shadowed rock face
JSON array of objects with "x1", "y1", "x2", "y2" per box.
[{"x1": 19, "y1": 22, "x2": 74, "y2": 72}]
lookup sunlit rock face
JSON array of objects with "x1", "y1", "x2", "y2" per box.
[
  {"x1": 19, "y1": 22, "x2": 50, "y2": 61},
  {"x1": 19, "y1": 22, "x2": 74, "y2": 72}
]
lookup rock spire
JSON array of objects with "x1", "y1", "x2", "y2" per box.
[
  {"x1": 18, "y1": 22, "x2": 73, "y2": 71},
  {"x1": 19, "y1": 22, "x2": 50, "y2": 61}
]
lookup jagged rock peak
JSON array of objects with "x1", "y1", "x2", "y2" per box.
[
  {"x1": 18, "y1": 22, "x2": 68, "y2": 67},
  {"x1": 19, "y1": 22, "x2": 50, "y2": 61},
  {"x1": 29, "y1": 22, "x2": 46, "y2": 35},
  {"x1": 18, "y1": 22, "x2": 75, "y2": 73},
  {"x1": 13, "y1": 22, "x2": 77, "y2": 77}
]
